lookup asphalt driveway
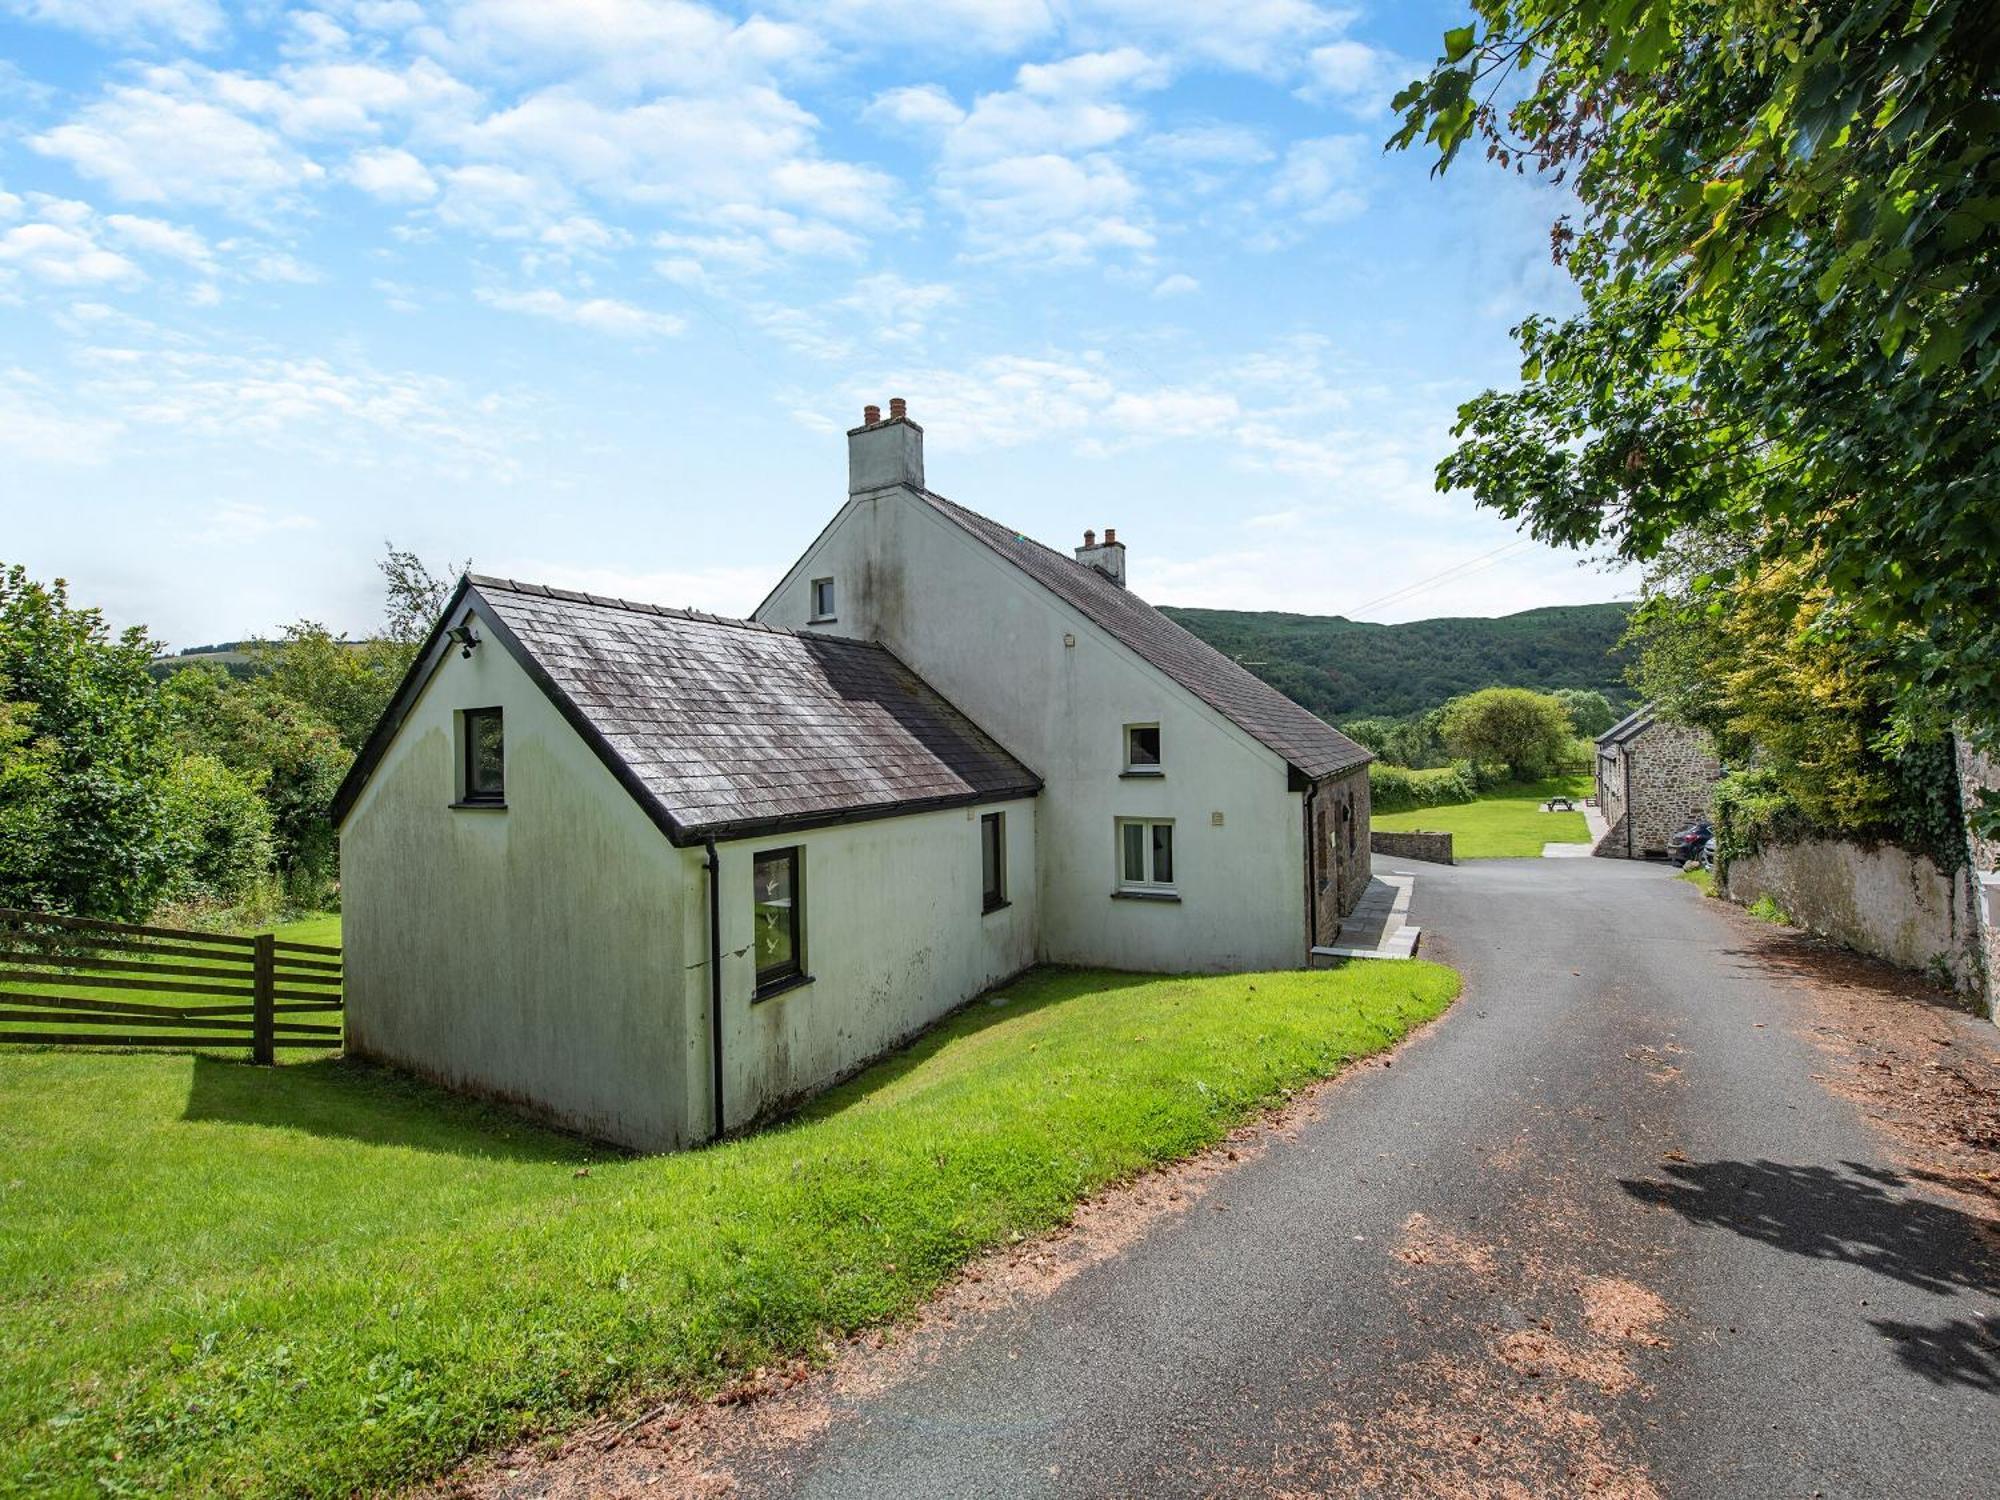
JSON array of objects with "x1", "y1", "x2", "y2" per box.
[{"x1": 523, "y1": 857, "x2": 2000, "y2": 1498}]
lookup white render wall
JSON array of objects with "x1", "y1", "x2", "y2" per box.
[
  {"x1": 757, "y1": 487, "x2": 1308, "y2": 972},
  {"x1": 339, "y1": 601, "x2": 696, "y2": 1151},
  {"x1": 684, "y1": 798, "x2": 1039, "y2": 1132}
]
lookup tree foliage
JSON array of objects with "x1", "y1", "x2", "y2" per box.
[
  {"x1": 1393, "y1": 0, "x2": 2000, "y2": 747},
  {"x1": 1439, "y1": 687, "x2": 1576, "y2": 779},
  {"x1": 1552, "y1": 687, "x2": 1617, "y2": 737},
  {"x1": 1627, "y1": 536, "x2": 1967, "y2": 864},
  {"x1": 1164, "y1": 602, "x2": 1631, "y2": 722},
  {"x1": 0, "y1": 565, "x2": 173, "y2": 918}
]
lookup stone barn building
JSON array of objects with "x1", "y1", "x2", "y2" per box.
[{"x1": 1594, "y1": 707, "x2": 1721, "y2": 860}]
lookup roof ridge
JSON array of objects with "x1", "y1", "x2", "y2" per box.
[
  {"x1": 907, "y1": 490, "x2": 1372, "y2": 779},
  {"x1": 465, "y1": 573, "x2": 887, "y2": 651}
]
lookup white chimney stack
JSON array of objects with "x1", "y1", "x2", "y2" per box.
[
  {"x1": 847, "y1": 397, "x2": 924, "y2": 495},
  {"x1": 1074, "y1": 525, "x2": 1126, "y2": 586}
]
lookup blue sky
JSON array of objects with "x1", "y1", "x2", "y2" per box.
[{"x1": 0, "y1": 0, "x2": 1632, "y2": 649}]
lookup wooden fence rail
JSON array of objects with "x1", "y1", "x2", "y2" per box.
[{"x1": 0, "y1": 906, "x2": 341, "y2": 1062}]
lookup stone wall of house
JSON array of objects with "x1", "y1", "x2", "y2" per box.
[
  {"x1": 1371, "y1": 830, "x2": 1455, "y2": 865},
  {"x1": 1310, "y1": 764, "x2": 1373, "y2": 946},
  {"x1": 1724, "y1": 837, "x2": 1988, "y2": 1000},
  {"x1": 1598, "y1": 721, "x2": 1720, "y2": 859}
]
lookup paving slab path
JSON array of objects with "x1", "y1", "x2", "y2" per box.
[{"x1": 507, "y1": 858, "x2": 2000, "y2": 1499}]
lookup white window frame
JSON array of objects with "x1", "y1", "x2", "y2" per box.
[
  {"x1": 1123, "y1": 722, "x2": 1162, "y2": 775},
  {"x1": 1116, "y1": 817, "x2": 1176, "y2": 893},
  {"x1": 809, "y1": 576, "x2": 837, "y2": 623}
]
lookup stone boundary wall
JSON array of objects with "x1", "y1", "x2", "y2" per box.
[
  {"x1": 1724, "y1": 836, "x2": 1988, "y2": 1004},
  {"x1": 1372, "y1": 830, "x2": 1454, "y2": 865}
]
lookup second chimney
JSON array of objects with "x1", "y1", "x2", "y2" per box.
[{"x1": 1075, "y1": 526, "x2": 1126, "y2": 587}]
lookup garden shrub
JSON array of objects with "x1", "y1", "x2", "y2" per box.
[{"x1": 1370, "y1": 760, "x2": 1481, "y2": 812}]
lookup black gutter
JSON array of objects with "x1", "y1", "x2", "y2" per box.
[
  {"x1": 694, "y1": 784, "x2": 1040, "y2": 846},
  {"x1": 705, "y1": 838, "x2": 725, "y2": 1140}
]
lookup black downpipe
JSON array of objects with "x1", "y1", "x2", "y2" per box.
[
  {"x1": 1623, "y1": 748, "x2": 1635, "y2": 859},
  {"x1": 1304, "y1": 781, "x2": 1320, "y2": 952},
  {"x1": 704, "y1": 838, "x2": 725, "y2": 1139}
]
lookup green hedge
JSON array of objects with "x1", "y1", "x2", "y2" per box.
[{"x1": 1370, "y1": 760, "x2": 1482, "y2": 813}]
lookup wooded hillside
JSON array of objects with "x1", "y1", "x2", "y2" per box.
[{"x1": 1161, "y1": 602, "x2": 1632, "y2": 721}]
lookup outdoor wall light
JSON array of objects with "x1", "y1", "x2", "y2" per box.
[{"x1": 446, "y1": 623, "x2": 481, "y2": 658}]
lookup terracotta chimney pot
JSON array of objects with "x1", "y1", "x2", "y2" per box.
[
  {"x1": 1083, "y1": 529, "x2": 1096, "y2": 547},
  {"x1": 863, "y1": 403, "x2": 881, "y2": 425},
  {"x1": 1104, "y1": 527, "x2": 1117, "y2": 545},
  {"x1": 888, "y1": 397, "x2": 907, "y2": 420}
]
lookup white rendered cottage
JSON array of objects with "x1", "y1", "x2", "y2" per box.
[{"x1": 332, "y1": 404, "x2": 1373, "y2": 1151}]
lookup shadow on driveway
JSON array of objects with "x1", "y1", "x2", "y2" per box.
[{"x1": 1621, "y1": 1157, "x2": 2000, "y2": 1391}]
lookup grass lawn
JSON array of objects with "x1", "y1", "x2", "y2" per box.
[
  {"x1": 0, "y1": 960, "x2": 1457, "y2": 1497},
  {"x1": 267, "y1": 911, "x2": 342, "y2": 948},
  {"x1": 1373, "y1": 773, "x2": 1595, "y2": 858}
]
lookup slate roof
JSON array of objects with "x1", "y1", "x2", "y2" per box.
[
  {"x1": 331, "y1": 575, "x2": 1041, "y2": 843},
  {"x1": 914, "y1": 491, "x2": 1372, "y2": 781},
  {"x1": 1597, "y1": 705, "x2": 1657, "y2": 747}
]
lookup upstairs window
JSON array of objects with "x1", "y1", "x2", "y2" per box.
[
  {"x1": 460, "y1": 708, "x2": 505, "y2": 805},
  {"x1": 1117, "y1": 818, "x2": 1175, "y2": 891},
  {"x1": 809, "y1": 577, "x2": 837, "y2": 622},
  {"x1": 1124, "y1": 723, "x2": 1162, "y2": 775},
  {"x1": 981, "y1": 811, "x2": 1007, "y2": 913},
  {"x1": 753, "y1": 847, "x2": 805, "y2": 997}
]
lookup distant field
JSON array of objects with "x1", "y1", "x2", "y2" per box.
[{"x1": 1373, "y1": 774, "x2": 1594, "y2": 858}]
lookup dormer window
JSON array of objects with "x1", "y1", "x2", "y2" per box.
[
  {"x1": 809, "y1": 577, "x2": 836, "y2": 623},
  {"x1": 1123, "y1": 723, "x2": 1162, "y2": 776}
]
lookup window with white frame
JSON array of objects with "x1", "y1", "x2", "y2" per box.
[
  {"x1": 1117, "y1": 818, "x2": 1175, "y2": 892},
  {"x1": 809, "y1": 576, "x2": 837, "y2": 622},
  {"x1": 1123, "y1": 722, "x2": 1161, "y2": 774}
]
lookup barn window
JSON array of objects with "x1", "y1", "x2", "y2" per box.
[
  {"x1": 1116, "y1": 818, "x2": 1175, "y2": 894},
  {"x1": 753, "y1": 847, "x2": 806, "y2": 997},
  {"x1": 809, "y1": 577, "x2": 837, "y2": 622},
  {"x1": 459, "y1": 708, "x2": 505, "y2": 805},
  {"x1": 1123, "y1": 723, "x2": 1162, "y2": 774},
  {"x1": 981, "y1": 811, "x2": 1007, "y2": 913}
]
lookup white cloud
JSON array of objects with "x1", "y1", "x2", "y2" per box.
[
  {"x1": 0, "y1": 221, "x2": 144, "y2": 286},
  {"x1": 434, "y1": 163, "x2": 564, "y2": 235},
  {"x1": 1152, "y1": 272, "x2": 1198, "y2": 298},
  {"x1": 476, "y1": 285, "x2": 685, "y2": 340},
  {"x1": 68, "y1": 342, "x2": 521, "y2": 474},
  {"x1": 860, "y1": 83, "x2": 965, "y2": 134},
  {"x1": 1264, "y1": 134, "x2": 1370, "y2": 227},
  {"x1": 1298, "y1": 39, "x2": 1415, "y2": 115},
  {"x1": 200, "y1": 501, "x2": 318, "y2": 541},
  {"x1": 344, "y1": 145, "x2": 438, "y2": 202},
  {"x1": 34, "y1": 79, "x2": 326, "y2": 216},
  {"x1": 1143, "y1": 123, "x2": 1272, "y2": 166},
  {"x1": 2, "y1": 0, "x2": 225, "y2": 49},
  {"x1": 939, "y1": 153, "x2": 1151, "y2": 264},
  {"x1": 104, "y1": 213, "x2": 213, "y2": 268},
  {"x1": 789, "y1": 0, "x2": 1055, "y2": 56},
  {"x1": 424, "y1": 0, "x2": 822, "y2": 94},
  {"x1": 0, "y1": 369, "x2": 122, "y2": 463}
]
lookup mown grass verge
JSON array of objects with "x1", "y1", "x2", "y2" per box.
[
  {"x1": 1371, "y1": 774, "x2": 1594, "y2": 858},
  {"x1": 0, "y1": 960, "x2": 1457, "y2": 1496}
]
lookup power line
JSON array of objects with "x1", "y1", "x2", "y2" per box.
[{"x1": 1343, "y1": 538, "x2": 1535, "y2": 618}]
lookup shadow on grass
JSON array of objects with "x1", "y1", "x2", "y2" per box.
[
  {"x1": 796, "y1": 967, "x2": 1162, "y2": 1124},
  {"x1": 1622, "y1": 1156, "x2": 2000, "y2": 1389},
  {"x1": 182, "y1": 1053, "x2": 594, "y2": 1163}
]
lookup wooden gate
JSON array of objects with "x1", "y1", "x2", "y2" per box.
[{"x1": 0, "y1": 907, "x2": 342, "y2": 1062}]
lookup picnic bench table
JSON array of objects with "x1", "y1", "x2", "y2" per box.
[{"x1": 1544, "y1": 796, "x2": 1577, "y2": 812}]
